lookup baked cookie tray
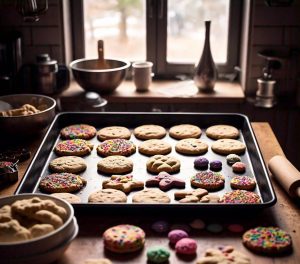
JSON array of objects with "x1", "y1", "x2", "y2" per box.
[{"x1": 15, "y1": 112, "x2": 276, "y2": 211}]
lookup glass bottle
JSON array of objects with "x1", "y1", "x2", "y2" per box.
[{"x1": 194, "y1": 21, "x2": 217, "y2": 93}]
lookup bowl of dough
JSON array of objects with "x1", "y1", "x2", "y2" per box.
[
  {"x1": 0, "y1": 193, "x2": 78, "y2": 264},
  {"x1": 0, "y1": 94, "x2": 56, "y2": 136}
]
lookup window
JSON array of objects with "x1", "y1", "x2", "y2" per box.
[{"x1": 71, "y1": 0, "x2": 242, "y2": 78}]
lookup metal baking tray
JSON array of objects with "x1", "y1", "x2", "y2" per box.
[{"x1": 15, "y1": 112, "x2": 276, "y2": 210}]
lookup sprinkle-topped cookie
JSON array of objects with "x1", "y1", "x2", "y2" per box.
[
  {"x1": 191, "y1": 171, "x2": 225, "y2": 191},
  {"x1": 60, "y1": 124, "x2": 96, "y2": 139},
  {"x1": 39, "y1": 173, "x2": 87, "y2": 193},
  {"x1": 103, "y1": 224, "x2": 145, "y2": 253},
  {"x1": 220, "y1": 190, "x2": 261, "y2": 204},
  {"x1": 230, "y1": 176, "x2": 256, "y2": 190},
  {"x1": 242, "y1": 226, "x2": 292, "y2": 255},
  {"x1": 55, "y1": 139, "x2": 93, "y2": 156},
  {"x1": 97, "y1": 139, "x2": 136, "y2": 157}
]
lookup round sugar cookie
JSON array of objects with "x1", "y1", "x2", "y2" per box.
[
  {"x1": 97, "y1": 126, "x2": 131, "y2": 141},
  {"x1": 243, "y1": 227, "x2": 292, "y2": 255},
  {"x1": 175, "y1": 138, "x2": 208, "y2": 155},
  {"x1": 55, "y1": 139, "x2": 93, "y2": 156},
  {"x1": 39, "y1": 173, "x2": 87, "y2": 193},
  {"x1": 132, "y1": 189, "x2": 171, "y2": 203},
  {"x1": 134, "y1": 125, "x2": 166, "y2": 140},
  {"x1": 97, "y1": 139, "x2": 136, "y2": 157},
  {"x1": 88, "y1": 189, "x2": 127, "y2": 203},
  {"x1": 103, "y1": 224, "x2": 145, "y2": 253},
  {"x1": 220, "y1": 190, "x2": 261, "y2": 204},
  {"x1": 146, "y1": 155, "x2": 180, "y2": 174},
  {"x1": 206, "y1": 125, "x2": 239, "y2": 140},
  {"x1": 191, "y1": 171, "x2": 225, "y2": 191},
  {"x1": 211, "y1": 139, "x2": 246, "y2": 155},
  {"x1": 60, "y1": 124, "x2": 96, "y2": 139},
  {"x1": 49, "y1": 156, "x2": 87, "y2": 173},
  {"x1": 97, "y1": 156, "x2": 133, "y2": 174},
  {"x1": 50, "y1": 192, "x2": 81, "y2": 203},
  {"x1": 169, "y1": 124, "x2": 201, "y2": 139},
  {"x1": 138, "y1": 139, "x2": 171, "y2": 156},
  {"x1": 231, "y1": 176, "x2": 256, "y2": 191}
]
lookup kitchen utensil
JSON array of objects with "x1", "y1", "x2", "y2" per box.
[
  {"x1": 268, "y1": 155, "x2": 300, "y2": 199},
  {"x1": 96, "y1": 40, "x2": 109, "y2": 69}
]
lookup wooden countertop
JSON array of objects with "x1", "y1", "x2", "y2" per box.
[{"x1": 1, "y1": 123, "x2": 299, "y2": 264}]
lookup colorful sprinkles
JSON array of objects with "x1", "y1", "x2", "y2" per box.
[
  {"x1": 191, "y1": 171, "x2": 225, "y2": 190},
  {"x1": 97, "y1": 139, "x2": 136, "y2": 156},
  {"x1": 230, "y1": 176, "x2": 256, "y2": 190},
  {"x1": 220, "y1": 190, "x2": 261, "y2": 204},
  {"x1": 55, "y1": 139, "x2": 92, "y2": 155},
  {"x1": 60, "y1": 124, "x2": 96, "y2": 139}
]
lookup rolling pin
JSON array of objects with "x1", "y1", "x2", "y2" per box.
[{"x1": 268, "y1": 155, "x2": 300, "y2": 199}]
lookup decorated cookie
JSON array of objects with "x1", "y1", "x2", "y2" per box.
[
  {"x1": 194, "y1": 157, "x2": 209, "y2": 169},
  {"x1": 175, "y1": 238, "x2": 197, "y2": 255},
  {"x1": 196, "y1": 246, "x2": 251, "y2": 264},
  {"x1": 88, "y1": 189, "x2": 127, "y2": 203},
  {"x1": 220, "y1": 190, "x2": 261, "y2": 204},
  {"x1": 147, "y1": 246, "x2": 170, "y2": 263},
  {"x1": 191, "y1": 171, "x2": 225, "y2": 191},
  {"x1": 169, "y1": 124, "x2": 201, "y2": 139},
  {"x1": 55, "y1": 139, "x2": 93, "y2": 156},
  {"x1": 102, "y1": 174, "x2": 144, "y2": 193},
  {"x1": 138, "y1": 139, "x2": 172, "y2": 156},
  {"x1": 96, "y1": 139, "x2": 136, "y2": 157},
  {"x1": 226, "y1": 154, "x2": 241, "y2": 165},
  {"x1": 231, "y1": 176, "x2": 256, "y2": 190},
  {"x1": 212, "y1": 139, "x2": 246, "y2": 155},
  {"x1": 103, "y1": 224, "x2": 145, "y2": 253},
  {"x1": 232, "y1": 162, "x2": 246, "y2": 173},
  {"x1": 97, "y1": 156, "x2": 133, "y2": 174},
  {"x1": 50, "y1": 193, "x2": 81, "y2": 203},
  {"x1": 146, "y1": 171, "x2": 185, "y2": 191},
  {"x1": 49, "y1": 156, "x2": 87, "y2": 173},
  {"x1": 243, "y1": 226, "x2": 292, "y2": 255},
  {"x1": 168, "y1": 229, "x2": 189, "y2": 244},
  {"x1": 175, "y1": 138, "x2": 208, "y2": 155},
  {"x1": 146, "y1": 155, "x2": 180, "y2": 174},
  {"x1": 199, "y1": 194, "x2": 221, "y2": 203},
  {"x1": 206, "y1": 125, "x2": 240, "y2": 140},
  {"x1": 174, "y1": 188, "x2": 208, "y2": 203},
  {"x1": 60, "y1": 124, "x2": 96, "y2": 139},
  {"x1": 97, "y1": 126, "x2": 131, "y2": 141},
  {"x1": 132, "y1": 188, "x2": 171, "y2": 203},
  {"x1": 134, "y1": 125, "x2": 166, "y2": 140},
  {"x1": 39, "y1": 173, "x2": 87, "y2": 193},
  {"x1": 209, "y1": 160, "x2": 222, "y2": 171}
]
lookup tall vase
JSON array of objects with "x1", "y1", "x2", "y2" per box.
[{"x1": 194, "y1": 21, "x2": 217, "y2": 93}]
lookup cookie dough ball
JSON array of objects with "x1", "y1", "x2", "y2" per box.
[{"x1": 147, "y1": 246, "x2": 170, "y2": 263}]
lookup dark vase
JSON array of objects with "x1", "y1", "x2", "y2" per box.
[{"x1": 194, "y1": 21, "x2": 217, "y2": 92}]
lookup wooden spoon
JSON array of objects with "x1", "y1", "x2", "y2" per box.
[{"x1": 96, "y1": 40, "x2": 109, "y2": 69}]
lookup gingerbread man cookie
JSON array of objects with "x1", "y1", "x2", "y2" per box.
[
  {"x1": 146, "y1": 171, "x2": 185, "y2": 191},
  {"x1": 102, "y1": 174, "x2": 144, "y2": 193},
  {"x1": 174, "y1": 188, "x2": 208, "y2": 203}
]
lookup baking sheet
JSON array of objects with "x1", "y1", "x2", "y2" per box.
[{"x1": 15, "y1": 112, "x2": 276, "y2": 210}]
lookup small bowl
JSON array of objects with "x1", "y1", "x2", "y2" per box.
[
  {"x1": 70, "y1": 58, "x2": 130, "y2": 94},
  {"x1": 0, "y1": 94, "x2": 56, "y2": 135},
  {"x1": 0, "y1": 193, "x2": 77, "y2": 260}
]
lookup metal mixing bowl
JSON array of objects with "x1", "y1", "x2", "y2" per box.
[
  {"x1": 70, "y1": 58, "x2": 130, "y2": 94},
  {"x1": 0, "y1": 94, "x2": 56, "y2": 135}
]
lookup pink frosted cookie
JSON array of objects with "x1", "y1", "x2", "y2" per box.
[
  {"x1": 146, "y1": 171, "x2": 185, "y2": 191},
  {"x1": 175, "y1": 238, "x2": 197, "y2": 255},
  {"x1": 230, "y1": 176, "x2": 256, "y2": 191},
  {"x1": 168, "y1": 229, "x2": 188, "y2": 244},
  {"x1": 232, "y1": 162, "x2": 246, "y2": 173},
  {"x1": 220, "y1": 190, "x2": 261, "y2": 204}
]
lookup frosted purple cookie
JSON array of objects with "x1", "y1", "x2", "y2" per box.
[
  {"x1": 209, "y1": 160, "x2": 222, "y2": 171},
  {"x1": 194, "y1": 157, "x2": 209, "y2": 169},
  {"x1": 168, "y1": 229, "x2": 189, "y2": 244}
]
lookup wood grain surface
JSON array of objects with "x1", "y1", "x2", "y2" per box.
[{"x1": 0, "y1": 123, "x2": 299, "y2": 264}]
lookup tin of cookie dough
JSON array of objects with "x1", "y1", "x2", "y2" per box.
[
  {"x1": 194, "y1": 157, "x2": 209, "y2": 169},
  {"x1": 138, "y1": 139, "x2": 171, "y2": 156},
  {"x1": 97, "y1": 155, "x2": 133, "y2": 174},
  {"x1": 39, "y1": 173, "x2": 87, "y2": 193},
  {"x1": 102, "y1": 174, "x2": 144, "y2": 193},
  {"x1": 220, "y1": 190, "x2": 261, "y2": 204},
  {"x1": 230, "y1": 176, "x2": 256, "y2": 190},
  {"x1": 206, "y1": 125, "x2": 240, "y2": 140},
  {"x1": 60, "y1": 124, "x2": 96, "y2": 139},
  {"x1": 97, "y1": 126, "x2": 131, "y2": 141},
  {"x1": 175, "y1": 138, "x2": 208, "y2": 155},
  {"x1": 212, "y1": 139, "x2": 246, "y2": 155},
  {"x1": 132, "y1": 188, "x2": 171, "y2": 203},
  {"x1": 169, "y1": 124, "x2": 201, "y2": 139},
  {"x1": 50, "y1": 192, "x2": 81, "y2": 203},
  {"x1": 242, "y1": 226, "x2": 292, "y2": 255},
  {"x1": 147, "y1": 246, "x2": 170, "y2": 263},
  {"x1": 49, "y1": 156, "x2": 87, "y2": 173},
  {"x1": 103, "y1": 224, "x2": 145, "y2": 253},
  {"x1": 175, "y1": 238, "x2": 197, "y2": 255},
  {"x1": 146, "y1": 155, "x2": 180, "y2": 174},
  {"x1": 97, "y1": 139, "x2": 136, "y2": 157},
  {"x1": 134, "y1": 124, "x2": 166, "y2": 140},
  {"x1": 88, "y1": 189, "x2": 127, "y2": 203},
  {"x1": 226, "y1": 154, "x2": 241, "y2": 165},
  {"x1": 55, "y1": 139, "x2": 93, "y2": 156},
  {"x1": 232, "y1": 162, "x2": 246, "y2": 173},
  {"x1": 191, "y1": 171, "x2": 225, "y2": 191}
]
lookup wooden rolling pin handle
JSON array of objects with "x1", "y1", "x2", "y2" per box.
[{"x1": 268, "y1": 155, "x2": 300, "y2": 199}]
